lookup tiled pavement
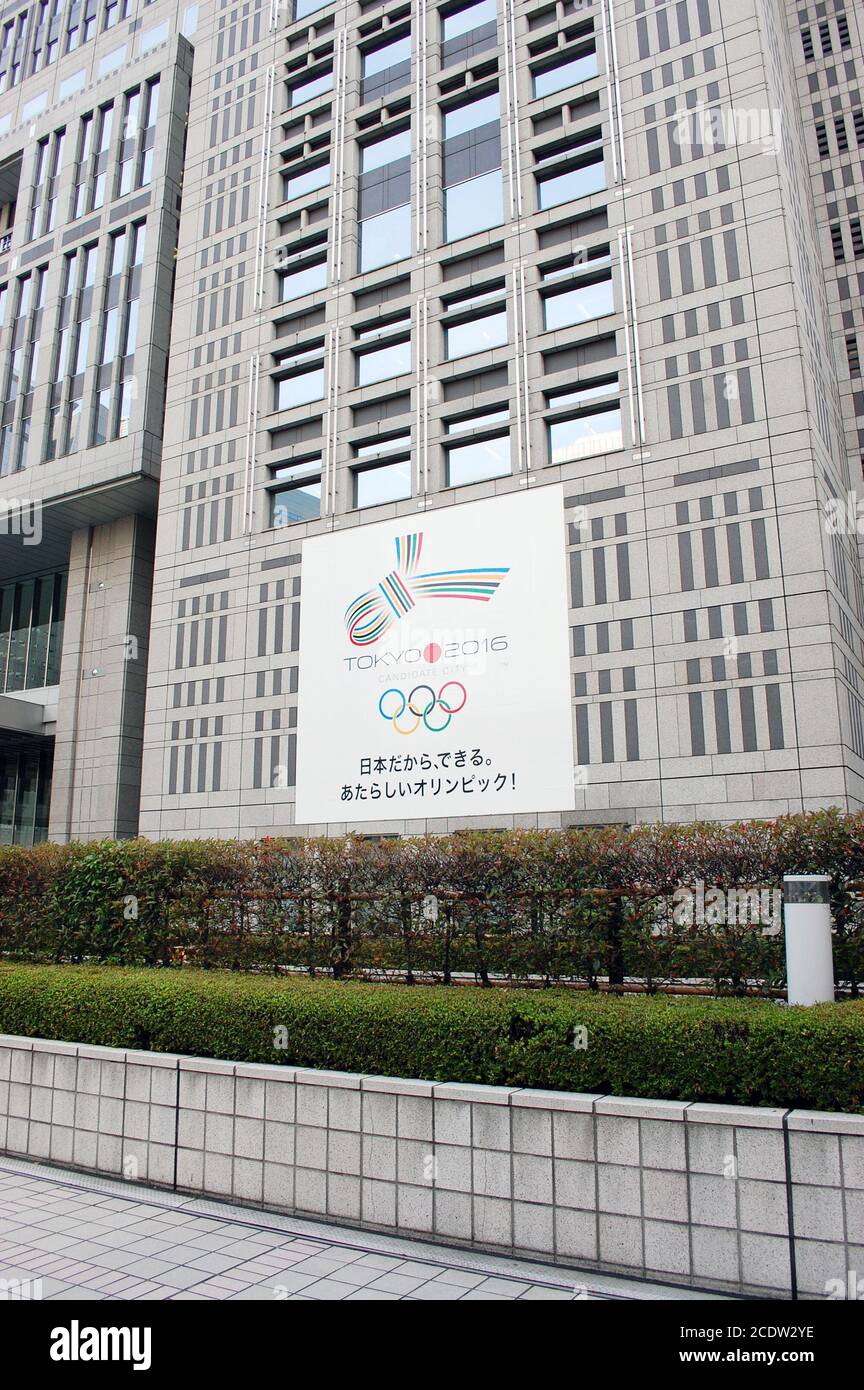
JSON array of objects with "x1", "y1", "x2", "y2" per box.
[{"x1": 0, "y1": 1158, "x2": 712, "y2": 1302}]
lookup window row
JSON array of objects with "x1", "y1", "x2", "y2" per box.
[
  {"x1": 288, "y1": 2, "x2": 596, "y2": 100},
  {"x1": 46, "y1": 223, "x2": 146, "y2": 459},
  {"x1": 0, "y1": 223, "x2": 146, "y2": 471},
  {"x1": 282, "y1": 99, "x2": 607, "y2": 274},
  {"x1": 23, "y1": 79, "x2": 159, "y2": 241},
  {"x1": 0, "y1": 0, "x2": 127, "y2": 93},
  {"x1": 276, "y1": 261, "x2": 614, "y2": 391},
  {"x1": 268, "y1": 388, "x2": 624, "y2": 526}
]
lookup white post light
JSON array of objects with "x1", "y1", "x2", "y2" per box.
[{"x1": 782, "y1": 874, "x2": 835, "y2": 1006}]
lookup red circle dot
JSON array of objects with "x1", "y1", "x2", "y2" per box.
[{"x1": 424, "y1": 643, "x2": 442, "y2": 663}]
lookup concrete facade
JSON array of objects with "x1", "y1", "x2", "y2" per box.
[
  {"x1": 2, "y1": 1032, "x2": 863, "y2": 1297},
  {"x1": 0, "y1": 0, "x2": 863, "y2": 840}
]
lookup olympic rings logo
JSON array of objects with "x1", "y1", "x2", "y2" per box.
[{"x1": 378, "y1": 682, "x2": 467, "y2": 735}]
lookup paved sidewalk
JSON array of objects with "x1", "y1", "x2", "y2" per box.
[{"x1": 0, "y1": 1158, "x2": 710, "y2": 1301}]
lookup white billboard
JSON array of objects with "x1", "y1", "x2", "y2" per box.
[{"x1": 294, "y1": 484, "x2": 575, "y2": 824}]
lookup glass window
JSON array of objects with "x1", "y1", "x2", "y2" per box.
[
  {"x1": 360, "y1": 128, "x2": 411, "y2": 172},
  {"x1": 443, "y1": 91, "x2": 500, "y2": 140},
  {"x1": 354, "y1": 459, "x2": 411, "y2": 509},
  {"x1": 442, "y1": 92, "x2": 503, "y2": 242},
  {"x1": 354, "y1": 432, "x2": 411, "y2": 460},
  {"x1": 139, "y1": 78, "x2": 159, "y2": 187},
  {"x1": 280, "y1": 259, "x2": 327, "y2": 302},
  {"x1": 271, "y1": 480, "x2": 321, "y2": 525},
  {"x1": 287, "y1": 67, "x2": 332, "y2": 108},
  {"x1": 543, "y1": 273, "x2": 614, "y2": 329},
  {"x1": 442, "y1": 0, "x2": 497, "y2": 41},
  {"x1": 547, "y1": 407, "x2": 623, "y2": 464},
  {"x1": 294, "y1": 0, "x2": 330, "y2": 18},
  {"x1": 117, "y1": 89, "x2": 141, "y2": 197},
  {"x1": 541, "y1": 249, "x2": 612, "y2": 282},
  {"x1": 362, "y1": 34, "x2": 410, "y2": 76},
  {"x1": 277, "y1": 367, "x2": 325, "y2": 409},
  {"x1": 270, "y1": 460, "x2": 322, "y2": 525},
  {"x1": 356, "y1": 338, "x2": 411, "y2": 386},
  {"x1": 357, "y1": 128, "x2": 412, "y2": 272},
  {"x1": 359, "y1": 203, "x2": 411, "y2": 273},
  {"x1": 181, "y1": 4, "x2": 199, "y2": 37},
  {"x1": 25, "y1": 574, "x2": 53, "y2": 687},
  {"x1": 445, "y1": 308, "x2": 507, "y2": 359},
  {"x1": 91, "y1": 103, "x2": 114, "y2": 210},
  {"x1": 284, "y1": 161, "x2": 330, "y2": 200},
  {"x1": 446, "y1": 432, "x2": 510, "y2": 487},
  {"x1": 104, "y1": 0, "x2": 127, "y2": 29},
  {"x1": 447, "y1": 407, "x2": 508, "y2": 434},
  {"x1": 445, "y1": 169, "x2": 503, "y2": 241},
  {"x1": 361, "y1": 32, "x2": 411, "y2": 102},
  {"x1": 45, "y1": 572, "x2": 66, "y2": 685},
  {"x1": 441, "y1": 0, "x2": 497, "y2": 67},
  {"x1": 1, "y1": 573, "x2": 62, "y2": 692},
  {"x1": 5, "y1": 579, "x2": 33, "y2": 691},
  {"x1": 546, "y1": 378, "x2": 619, "y2": 411},
  {"x1": 538, "y1": 155, "x2": 606, "y2": 210},
  {"x1": 532, "y1": 49, "x2": 598, "y2": 99}
]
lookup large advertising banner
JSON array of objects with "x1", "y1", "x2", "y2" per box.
[{"x1": 294, "y1": 484, "x2": 575, "y2": 824}]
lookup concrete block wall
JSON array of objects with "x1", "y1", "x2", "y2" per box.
[{"x1": 1, "y1": 1033, "x2": 862, "y2": 1298}]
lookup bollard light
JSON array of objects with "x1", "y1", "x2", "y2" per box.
[{"x1": 782, "y1": 874, "x2": 835, "y2": 1006}]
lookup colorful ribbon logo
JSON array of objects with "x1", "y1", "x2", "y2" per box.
[
  {"x1": 379, "y1": 682, "x2": 468, "y2": 735},
  {"x1": 345, "y1": 532, "x2": 509, "y2": 647}
]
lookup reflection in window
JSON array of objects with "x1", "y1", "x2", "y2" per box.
[
  {"x1": 1, "y1": 266, "x2": 46, "y2": 475},
  {"x1": 546, "y1": 377, "x2": 619, "y2": 412},
  {"x1": 441, "y1": 0, "x2": 497, "y2": 68},
  {"x1": 277, "y1": 365, "x2": 325, "y2": 409},
  {"x1": 358, "y1": 128, "x2": 411, "y2": 272},
  {"x1": 269, "y1": 458, "x2": 322, "y2": 525},
  {"x1": 294, "y1": 0, "x2": 330, "y2": 19},
  {"x1": 104, "y1": 0, "x2": 128, "y2": 31},
  {"x1": 361, "y1": 32, "x2": 411, "y2": 104},
  {"x1": 447, "y1": 407, "x2": 508, "y2": 434},
  {"x1": 543, "y1": 272, "x2": 614, "y2": 330},
  {"x1": 354, "y1": 432, "x2": 411, "y2": 460},
  {"x1": 356, "y1": 337, "x2": 411, "y2": 386},
  {"x1": 287, "y1": 66, "x2": 332, "y2": 108},
  {"x1": 359, "y1": 205, "x2": 411, "y2": 274},
  {"x1": 445, "y1": 410, "x2": 511, "y2": 486},
  {"x1": 283, "y1": 160, "x2": 330, "y2": 200},
  {"x1": 537, "y1": 154, "x2": 606, "y2": 211},
  {"x1": 445, "y1": 308, "x2": 507, "y2": 359},
  {"x1": 70, "y1": 111, "x2": 93, "y2": 219},
  {"x1": 91, "y1": 222, "x2": 145, "y2": 446},
  {"x1": 116, "y1": 223, "x2": 145, "y2": 439},
  {"x1": 532, "y1": 47, "x2": 598, "y2": 99},
  {"x1": 547, "y1": 406, "x2": 623, "y2": 464},
  {"x1": 0, "y1": 572, "x2": 66, "y2": 692},
  {"x1": 0, "y1": 744, "x2": 53, "y2": 845},
  {"x1": 443, "y1": 92, "x2": 503, "y2": 242},
  {"x1": 354, "y1": 458, "x2": 412, "y2": 509},
  {"x1": 28, "y1": 129, "x2": 65, "y2": 240},
  {"x1": 90, "y1": 103, "x2": 114, "y2": 210},
  {"x1": 66, "y1": 0, "x2": 98, "y2": 52},
  {"x1": 280, "y1": 258, "x2": 328, "y2": 302},
  {"x1": 52, "y1": 243, "x2": 97, "y2": 458}
]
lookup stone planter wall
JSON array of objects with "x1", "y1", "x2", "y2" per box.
[{"x1": 1, "y1": 1033, "x2": 862, "y2": 1298}]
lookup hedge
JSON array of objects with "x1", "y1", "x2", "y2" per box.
[
  {"x1": 0, "y1": 964, "x2": 862, "y2": 1112},
  {"x1": 1, "y1": 810, "x2": 864, "y2": 993}
]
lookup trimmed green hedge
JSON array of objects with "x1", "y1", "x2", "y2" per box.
[
  {"x1": 3, "y1": 811, "x2": 864, "y2": 991},
  {"x1": 1, "y1": 963, "x2": 862, "y2": 1112}
]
